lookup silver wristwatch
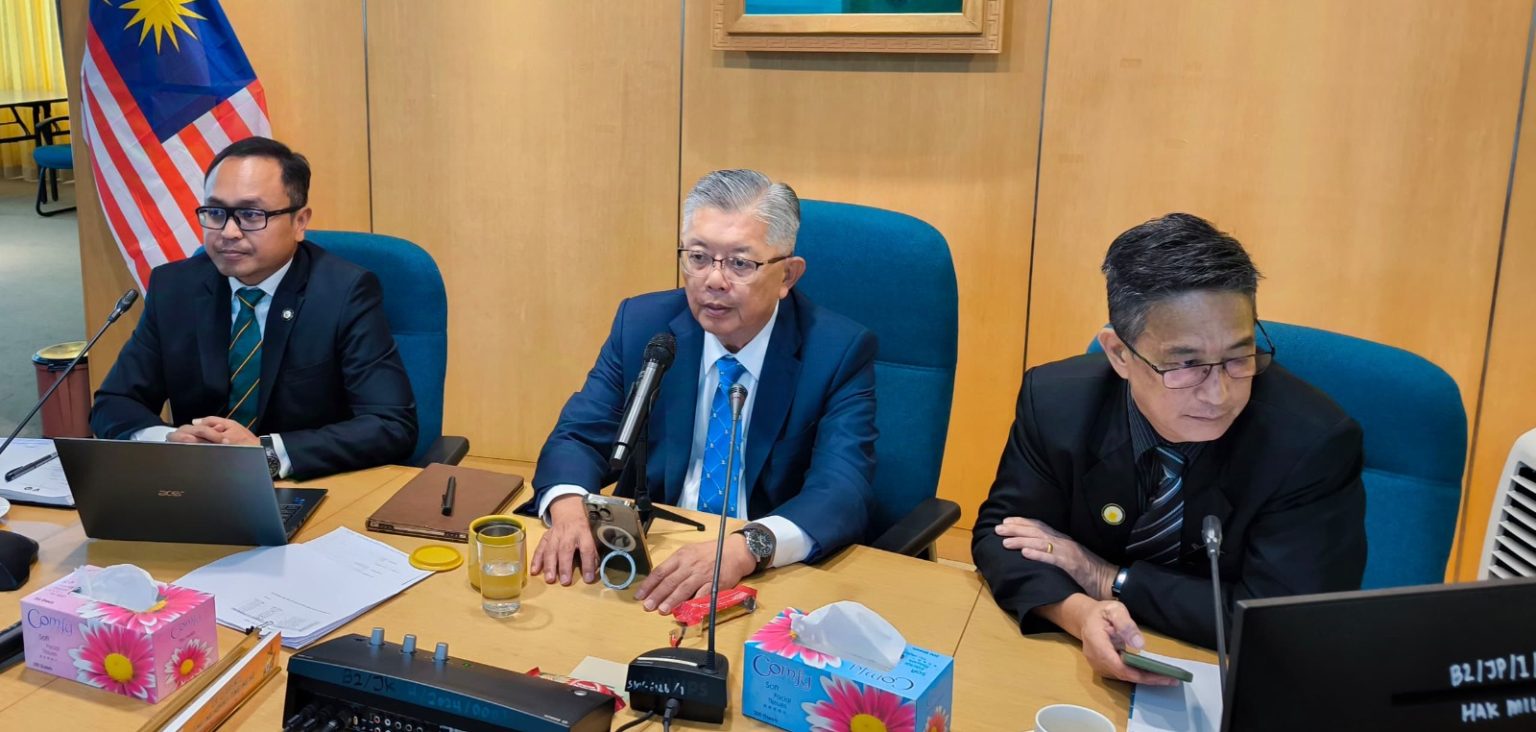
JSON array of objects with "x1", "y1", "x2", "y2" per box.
[
  {"x1": 1111, "y1": 566, "x2": 1130, "y2": 598},
  {"x1": 735, "y1": 522, "x2": 776, "y2": 575},
  {"x1": 259, "y1": 435, "x2": 280, "y2": 479}
]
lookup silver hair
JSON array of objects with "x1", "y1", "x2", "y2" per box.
[{"x1": 681, "y1": 169, "x2": 800, "y2": 253}]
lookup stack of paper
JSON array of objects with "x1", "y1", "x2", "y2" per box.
[
  {"x1": 0, "y1": 438, "x2": 73, "y2": 507},
  {"x1": 175, "y1": 527, "x2": 432, "y2": 649},
  {"x1": 1128, "y1": 652, "x2": 1224, "y2": 732}
]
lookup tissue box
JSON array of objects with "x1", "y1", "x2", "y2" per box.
[
  {"x1": 20, "y1": 566, "x2": 219, "y2": 704},
  {"x1": 744, "y1": 607, "x2": 954, "y2": 732}
]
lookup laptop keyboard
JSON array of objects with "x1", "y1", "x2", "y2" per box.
[{"x1": 279, "y1": 502, "x2": 304, "y2": 525}]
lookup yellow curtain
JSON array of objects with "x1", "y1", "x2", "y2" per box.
[{"x1": 0, "y1": 0, "x2": 70, "y2": 181}]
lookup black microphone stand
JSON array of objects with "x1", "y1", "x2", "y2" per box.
[
  {"x1": 614, "y1": 383, "x2": 704, "y2": 534},
  {"x1": 0, "y1": 291, "x2": 136, "y2": 459}
]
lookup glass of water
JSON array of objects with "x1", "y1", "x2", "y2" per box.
[{"x1": 476, "y1": 521, "x2": 526, "y2": 617}]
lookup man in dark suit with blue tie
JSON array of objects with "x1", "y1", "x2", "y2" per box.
[
  {"x1": 90, "y1": 137, "x2": 417, "y2": 480},
  {"x1": 529, "y1": 170, "x2": 878, "y2": 614},
  {"x1": 973, "y1": 214, "x2": 1366, "y2": 685}
]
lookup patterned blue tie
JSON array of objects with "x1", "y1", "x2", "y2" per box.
[
  {"x1": 226, "y1": 287, "x2": 265, "y2": 429},
  {"x1": 1126, "y1": 446, "x2": 1187, "y2": 565},
  {"x1": 698, "y1": 356, "x2": 746, "y2": 516}
]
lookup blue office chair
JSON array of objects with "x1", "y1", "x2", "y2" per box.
[
  {"x1": 34, "y1": 116, "x2": 74, "y2": 217},
  {"x1": 307, "y1": 230, "x2": 469, "y2": 467},
  {"x1": 793, "y1": 200, "x2": 961, "y2": 558},
  {"x1": 1089, "y1": 321, "x2": 1466, "y2": 588}
]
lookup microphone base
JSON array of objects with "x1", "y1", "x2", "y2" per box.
[{"x1": 626, "y1": 646, "x2": 729, "y2": 724}]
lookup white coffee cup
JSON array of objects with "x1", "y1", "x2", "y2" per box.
[{"x1": 1034, "y1": 703, "x2": 1115, "y2": 732}]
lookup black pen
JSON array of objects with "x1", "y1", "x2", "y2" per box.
[
  {"x1": 441, "y1": 475, "x2": 456, "y2": 516},
  {"x1": 4, "y1": 452, "x2": 56, "y2": 483}
]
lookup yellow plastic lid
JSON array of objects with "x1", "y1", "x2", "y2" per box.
[{"x1": 409, "y1": 544, "x2": 463, "y2": 572}]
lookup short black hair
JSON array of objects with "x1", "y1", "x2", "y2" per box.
[
  {"x1": 1101, "y1": 212, "x2": 1262, "y2": 344},
  {"x1": 204, "y1": 136, "x2": 310, "y2": 208}
]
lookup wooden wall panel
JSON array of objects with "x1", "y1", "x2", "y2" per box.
[
  {"x1": 680, "y1": 0, "x2": 1050, "y2": 530},
  {"x1": 1025, "y1": 0, "x2": 1529, "y2": 421},
  {"x1": 1459, "y1": 39, "x2": 1536, "y2": 581},
  {"x1": 365, "y1": 1, "x2": 682, "y2": 460},
  {"x1": 65, "y1": 0, "x2": 370, "y2": 391}
]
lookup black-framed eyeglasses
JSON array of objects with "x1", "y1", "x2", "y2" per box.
[
  {"x1": 1122, "y1": 322, "x2": 1277, "y2": 389},
  {"x1": 196, "y1": 205, "x2": 302, "y2": 232},
  {"x1": 677, "y1": 248, "x2": 791, "y2": 284}
]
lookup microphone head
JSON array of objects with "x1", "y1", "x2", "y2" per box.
[
  {"x1": 644, "y1": 333, "x2": 677, "y2": 369},
  {"x1": 1202, "y1": 514, "x2": 1223, "y2": 547},
  {"x1": 728, "y1": 384, "x2": 747, "y2": 417},
  {"x1": 109, "y1": 289, "x2": 140, "y2": 321}
]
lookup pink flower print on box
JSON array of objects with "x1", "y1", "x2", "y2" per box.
[
  {"x1": 923, "y1": 705, "x2": 950, "y2": 732},
  {"x1": 79, "y1": 583, "x2": 208, "y2": 631},
  {"x1": 802, "y1": 676, "x2": 917, "y2": 732},
  {"x1": 69, "y1": 622, "x2": 158, "y2": 701},
  {"x1": 163, "y1": 637, "x2": 214, "y2": 690}
]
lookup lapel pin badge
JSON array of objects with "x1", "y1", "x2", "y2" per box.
[
  {"x1": 282, "y1": 308, "x2": 294, "y2": 321},
  {"x1": 1102, "y1": 503, "x2": 1126, "y2": 526}
]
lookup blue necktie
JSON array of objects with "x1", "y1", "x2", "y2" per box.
[
  {"x1": 226, "y1": 287, "x2": 265, "y2": 429},
  {"x1": 1125, "y1": 446, "x2": 1187, "y2": 565},
  {"x1": 698, "y1": 356, "x2": 746, "y2": 516}
]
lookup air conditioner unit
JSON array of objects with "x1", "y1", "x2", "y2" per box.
[{"x1": 1480, "y1": 429, "x2": 1536, "y2": 579}]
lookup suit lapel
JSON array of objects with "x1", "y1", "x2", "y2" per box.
[
  {"x1": 740, "y1": 295, "x2": 802, "y2": 502},
  {"x1": 196, "y1": 271, "x2": 232, "y2": 411},
  {"x1": 1078, "y1": 385, "x2": 1141, "y2": 553},
  {"x1": 660, "y1": 305, "x2": 703, "y2": 505},
  {"x1": 254, "y1": 244, "x2": 310, "y2": 426},
  {"x1": 1177, "y1": 422, "x2": 1235, "y2": 561}
]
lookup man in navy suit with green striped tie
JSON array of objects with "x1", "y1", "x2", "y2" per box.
[{"x1": 90, "y1": 137, "x2": 416, "y2": 480}]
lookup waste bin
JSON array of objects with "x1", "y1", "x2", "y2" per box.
[{"x1": 32, "y1": 341, "x2": 91, "y2": 438}]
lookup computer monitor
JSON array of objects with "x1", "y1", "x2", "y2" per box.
[{"x1": 1224, "y1": 577, "x2": 1536, "y2": 731}]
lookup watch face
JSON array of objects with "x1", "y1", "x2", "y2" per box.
[{"x1": 744, "y1": 527, "x2": 774, "y2": 559}]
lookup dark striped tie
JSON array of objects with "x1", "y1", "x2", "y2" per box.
[
  {"x1": 1126, "y1": 446, "x2": 1186, "y2": 565},
  {"x1": 226, "y1": 287, "x2": 265, "y2": 429}
]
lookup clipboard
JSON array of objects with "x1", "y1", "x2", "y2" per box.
[{"x1": 366, "y1": 464, "x2": 525, "y2": 542}]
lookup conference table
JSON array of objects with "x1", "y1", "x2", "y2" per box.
[
  {"x1": 0, "y1": 91, "x2": 67, "y2": 146},
  {"x1": 0, "y1": 464, "x2": 1214, "y2": 730}
]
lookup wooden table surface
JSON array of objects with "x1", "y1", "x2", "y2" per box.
[{"x1": 0, "y1": 465, "x2": 1214, "y2": 730}]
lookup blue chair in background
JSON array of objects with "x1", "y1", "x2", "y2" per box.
[
  {"x1": 33, "y1": 116, "x2": 73, "y2": 217},
  {"x1": 1089, "y1": 321, "x2": 1466, "y2": 588},
  {"x1": 307, "y1": 230, "x2": 469, "y2": 467},
  {"x1": 793, "y1": 200, "x2": 961, "y2": 558}
]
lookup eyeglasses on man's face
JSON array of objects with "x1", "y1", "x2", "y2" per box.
[
  {"x1": 1123, "y1": 322, "x2": 1277, "y2": 389},
  {"x1": 677, "y1": 248, "x2": 790, "y2": 284},
  {"x1": 196, "y1": 205, "x2": 301, "y2": 232}
]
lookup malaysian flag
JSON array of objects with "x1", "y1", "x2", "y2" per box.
[{"x1": 82, "y1": 0, "x2": 270, "y2": 289}]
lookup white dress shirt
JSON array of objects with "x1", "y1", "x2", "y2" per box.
[
  {"x1": 538, "y1": 304, "x2": 813, "y2": 568},
  {"x1": 131, "y1": 259, "x2": 295, "y2": 477}
]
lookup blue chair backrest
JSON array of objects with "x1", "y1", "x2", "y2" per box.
[
  {"x1": 307, "y1": 231, "x2": 447, "y2": 465},
  {"x1": 792, "y1": 200, "x2": 959, "y2": 539},
  {"x1": 1090, "y1": 321, "x2": 1466, "y2": 588}
]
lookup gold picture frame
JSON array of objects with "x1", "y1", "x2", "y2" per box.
[{"x1": 712, "y1": 0, "x2": 1005, "y2": 54}]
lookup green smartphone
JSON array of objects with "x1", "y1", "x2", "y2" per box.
[{"x1": 1121, "y1": 651, "x2": 1195, "y2": 683}]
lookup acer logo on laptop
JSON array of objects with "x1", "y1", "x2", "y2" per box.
[{"x1": 157, "y1": 490, "x2": 185, "y2": 498}]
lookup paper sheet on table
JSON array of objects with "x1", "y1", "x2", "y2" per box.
[
  {"x1": 0, "y1": 438, "x2": 73, "y2": 507},
  {"x1": 1128, "y1": 652, "x2": 1223, "y2": 732},
  {"x1": 175, "y1": 527, "x2": 432, "y2": 648}
]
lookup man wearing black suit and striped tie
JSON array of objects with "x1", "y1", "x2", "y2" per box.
[{"x1": 972, "y1": 213, "x2": 1367, "y2": 686}]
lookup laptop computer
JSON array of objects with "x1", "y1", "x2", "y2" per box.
[
  {"x1": 54, "y1": 438, "x2": 326, "y2": 546},
  {"x1": 1222, "y1": 576, "x2": 1536, "y2": 731}
]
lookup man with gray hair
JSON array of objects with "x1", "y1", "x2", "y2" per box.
[
  {"x1": 529, "y1": 169, "x2": 878, "y2": 613},
  {"x1": 974, "y1": 213, "x2": 1366, "y2": 685}
]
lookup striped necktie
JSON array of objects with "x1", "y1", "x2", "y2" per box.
[
  {"x1": 226, "y1": 287, "x2": 265, "y2": 429},
  {"x1": 1126, "y1": 446, "x2": 1187, "y2": 565},
  {"x1": 698, "y1": 356, "x2": 746, "y2": 516}
]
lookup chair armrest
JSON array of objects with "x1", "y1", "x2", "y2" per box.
[
  {"x1": 870, "y1": 497, "x2": 961, "y2": 558},
  {"x1": 413, "y1": 435, "x2": 470, "y2": 467},
  {"x1": 36, "y1": 116, "x2": 69, "y2": 145}
]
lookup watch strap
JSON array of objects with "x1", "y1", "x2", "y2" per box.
[{"x1": 259, "y1": 435, "x2": 280, "y2": 480}]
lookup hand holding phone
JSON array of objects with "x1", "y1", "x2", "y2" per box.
[{"x1": 1121, "y1": 651, "x2": 1194, "y2": 683}]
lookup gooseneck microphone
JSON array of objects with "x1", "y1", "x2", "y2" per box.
[
  {"x1": 0, "y1": 289, "x2": 138, "y2": 460},
  {"x1": 1202, "y1": 514, "x2": 1228, "y2": 693},
  {"x1": 610, "y1": 333, "x2": 676, "y2": 470},
  {"x1": 624, "y1": 383, "x2": 746, "y2": 724}
]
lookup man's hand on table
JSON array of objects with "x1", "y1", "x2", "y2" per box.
[
  {"x1": 1039, "y1": 594, "x2": 1180, "y2": 687},
  {"x1": 634, "y1": 534, "x2": 755, "y2": 615},
  {"x1": 995, "y1": 516, "x2": 1118, "y2": 600},
  {"x1": 530, "y1": 494, "x2": 598, "y2": 586}
]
